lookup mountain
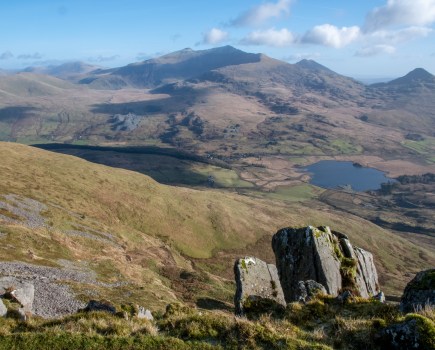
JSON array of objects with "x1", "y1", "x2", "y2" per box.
[
  {"x1": 374, "y1": 68, "x2": 435, "y2": 87},
  {"x1": 23, "y1": 61, "x2": 102, "y2": 81},
  {"x1": 295, "y1": 59, "x2": 335, "y2": 74},
  {"x1": 80, "y1": 46, "x2": 261, "y2": 88}
]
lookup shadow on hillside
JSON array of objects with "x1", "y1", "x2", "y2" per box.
[
  {"x1": 33, "y1": 144, "x2": 216, "y2": 187},
  {"x1": 0, "y1": 106, "x2": 38, "y2": 122},
  {"x1": 196, "y1": 298, "x2": 233, "y2": 312}
]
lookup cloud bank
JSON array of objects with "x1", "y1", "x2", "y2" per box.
[
  {"x1": 232, "y1": 0, "x2": 292, "y2": 26},
  {"x1": 301, "y1": 24, "x2": 360, "y2": 48},
  {"x1": 364, "y1": 0, "x2": 435, "y2": 32},
  {"x1": 241, "y1": 28, "x2": 294, "y2": 47},
  {"x1": 202, "y1": 28, "x2": 229, "y2": 45}
]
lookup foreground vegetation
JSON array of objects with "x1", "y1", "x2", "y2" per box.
[{"x1": 0, "y1": 298, "x2": 434, "y2": 350}]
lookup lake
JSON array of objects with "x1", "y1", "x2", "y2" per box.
[{"x1": 305, "y1": 160, "x2": 393, "y2": 191}]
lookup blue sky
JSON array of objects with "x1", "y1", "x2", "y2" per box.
[{"x1": 1, "y1": 0, "x2": 434, "y2": 78}]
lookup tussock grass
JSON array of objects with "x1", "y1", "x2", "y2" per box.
[{"x1": 0, "y1": 300, "x2": 433, "y2": 350}]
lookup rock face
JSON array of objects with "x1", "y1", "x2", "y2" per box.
[
  {"x1": 234, "y1": 257, "x2": 286, "y2": 316},
  {"x1": 272, "y1": 226, "x2": 380, "y2": 302},
  {"x1": 353, "y1": 247, "x2": 379, "y2": 298},
  {"x1": 400, "y1": 269, "x2": 435, "y2": 313}
]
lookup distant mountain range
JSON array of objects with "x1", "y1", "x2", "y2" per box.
[{"x1": 0, "y1": 45, "x2": 434, "y2": 165}]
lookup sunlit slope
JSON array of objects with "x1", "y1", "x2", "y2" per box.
[{"x1": 0, "y1": 142, "x2": 433, "y2": 301}]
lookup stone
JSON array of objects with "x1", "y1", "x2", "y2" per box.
[
  {"x1": 234, "y1": 256, "x2": 286, "y2": 316},
  {"x1": 400, "y1": 269, "x2": 435, "y2": 313},
  {"x1": 339, "y1": 238, "x2": 356, "y2": 259},
  {"x1": 337, "y1": 290, "x2": 354, "y2": 303},
  {"x1": 83, "y1": 300, "x2": 116, "y2": 314},
  {"x1": 296, "y1": 280, "x2": 327, "y2": 303},
  {"x1": 383, "y1": 316, "x2": 434, "y2": 350},
  {"x1": 374, "y1": 291, "x2": 386, "y2": 303},
  {"x1": 0, "y1": 298, "x2": 6, "y2": 317},
  {"x1": 137, "y1": 306, "x2": 153, "y2": 320},
  {"x1": 354, "y1": 247, "x2": 380, "y2": 298},
  {"x1": 272, "y1": 225, "x2": 381, "y2": 302},
  {"x1": 272, "y1": 226, "x2": 342, "y2": 301},
  {"x1": 12, "y1": 283, "x2": 35, "y2": 313}
]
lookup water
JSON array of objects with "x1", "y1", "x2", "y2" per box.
[{"x1": 305, "y1": 160, "x2": 393, "y2": 191}]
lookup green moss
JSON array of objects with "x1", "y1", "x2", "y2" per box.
[
  {"x1": 405, "y1": 314, "x2": 435, "y2": 349},
  {"x1": 414, "y1": 270, "x2": 435, "y2": 290},
  {"x1": 240, "y1": 259, "x2": 247, "y2": 271}
]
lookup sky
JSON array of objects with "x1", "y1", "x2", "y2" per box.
[{"x1": 1, "y1": 0, "x2": 434, "y2": 78}]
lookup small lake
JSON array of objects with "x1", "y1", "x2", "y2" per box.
[{"x1": 305, "y1": 160, "x2": 393, "y2": 191}]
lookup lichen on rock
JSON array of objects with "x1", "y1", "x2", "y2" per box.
[{"x1": 234, "y1": 257, "x2": 286, "y2": 316}]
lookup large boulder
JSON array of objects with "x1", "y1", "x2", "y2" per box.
[
  {"x1": 234, "y1": 257, "x2": 286, "y2": 316},
  {"x1": 400, "y1": 269, "x2": 435, "y2": 313},
  {"x1": 383, "y1": 315, "x2": 435, "y2": 350},
  {"x1": 272, "y1": 226, "x2": 381, "y2": 302}
]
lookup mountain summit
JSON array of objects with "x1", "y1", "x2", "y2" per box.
[{"x1": 82, "y1": 46, "x2": 262, "y2": 88}]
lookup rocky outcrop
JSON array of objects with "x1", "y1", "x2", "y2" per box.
[
  {"x1": 296, "y1": 280, "x2": 327, "y2": 302},
  {"x1": 272, "y1": 226, "x2": 380, "y2": 302},
  {"x1": 400, "y1": 269, "x2": 435, "y2": 313},
  {"x1": 234, "y1": 257, "x2": 286, "y2": 316}
]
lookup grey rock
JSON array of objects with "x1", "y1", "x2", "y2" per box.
[
  {"x1": 0, "y1": 298, "x2": 6, "y2": 317},
  {"x1": 12, "y1": 283, "x2": 34, "y2": 313},
  {"x1": 337, "y1": 290, "x2": 354, "y2": 303},
  {"x1": 234, "y1": 256, "x2": 286, "y2": 316},
  {"x1": 272, "y1": 225, "x2": 381, "y2": 302},
  {"x1": 137, "y1": 306, "x2": 153, "y2": 320},
  {"x1": 83, "y1": 300, "x2": 116, "y2": 314},
  {"x1": 296, "y1": 280, "x2": 327, "y2": 302},
  {"x1": 354, "y1": 247, "x2": 380, "y2": 298},
  {"x1": 383, "y1": 317, "x2": 430, "y2": 350},
  {"x1": 374, "y1": 291, "x2": 386, "y2": 303},
  {"x1": 400, "y1": 269, "x2": 435, "y2": 313},
  {"x1": 272, "y1": 226, "x2": 342, "y2": 301},
  {"x1": 339, "y1": 238, "x2": 355, "y2": 259}
]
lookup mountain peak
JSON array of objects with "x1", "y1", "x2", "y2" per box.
[
  {"x1": 295, "y1": 59, "x2": 334, "y2": 74},
  {"x1": 403, "y1": 68, "x2": 434, "y2": 82},
  {"x1": 383, "y1": 67, "x2": 435, "y2": 86}
]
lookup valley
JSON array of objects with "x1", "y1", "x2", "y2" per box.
[{"x1": 0, "y1": 46, "x2": 434, "y2": 313}]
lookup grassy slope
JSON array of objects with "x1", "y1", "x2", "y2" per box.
[{"x1": 0, "y1": 142, "x2": 433, "y2": 308}]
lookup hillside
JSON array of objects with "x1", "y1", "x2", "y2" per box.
[{"x1": 0, "y1": 142, "x2": 433, "y2": 317}]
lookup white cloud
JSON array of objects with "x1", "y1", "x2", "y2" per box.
[
  {"x1": 355, "y1": 45, "x2": 396, "y2": 57},
  {"x1": 0, "y1": 51, "x2": 13, "y2": 60},
  {"x1": 365, "y1": 0, "x2": 435, "y2": 32},
  {"x1": 202, "y1": 28, "x2": 229, "y2": 45},
  {"x1": 241, "y1": 28, "x2": 294, "y2": 47},
  {"x1": 301, "y1": 24, "x2": 361, "y2": 48},
  {"x1": 369, "y1": 26, "x2": 432, "y2": 44},
  {"x1": 232, "y1": 0, "x2": 292, "y2": 26}
]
